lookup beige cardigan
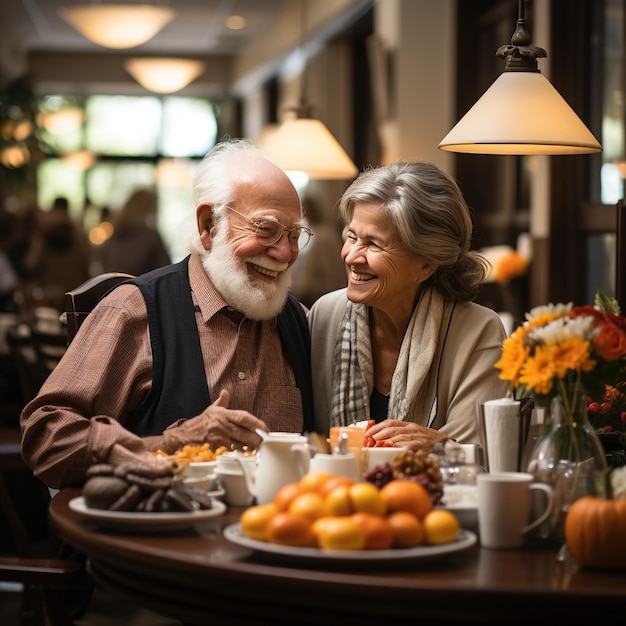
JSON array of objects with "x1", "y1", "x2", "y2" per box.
[{"x1": 308, "y1": 289, "x2": 511, "y2": 446}]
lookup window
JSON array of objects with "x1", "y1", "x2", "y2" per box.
[{"x1": 36, "y1": 94, "x2": 218, "y2": 262}]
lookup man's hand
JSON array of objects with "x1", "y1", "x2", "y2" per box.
[{"x1": 162, "y1": 389, "x2": 269, "y2": 453}]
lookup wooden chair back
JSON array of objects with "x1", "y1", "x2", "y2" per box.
[{"x1": 63, "y1": 273, "x2": 134, "y2": 344}]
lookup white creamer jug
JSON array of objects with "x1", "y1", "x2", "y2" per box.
[{"x1": 234, "y1": 432, "x2": 310, "y2": 504}]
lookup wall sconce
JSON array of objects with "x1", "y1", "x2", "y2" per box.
[
  {"x1": 124, "y1": 58, "x2": 206, "y2": 94},
  {"x1": 58, "y1": 3, "x2": 176, "y2": 49},
  {"x1": 439, "y1": 0, "x2": 602, "y2": 155},
  {"x1": 261, "y1": 0, "x2": 358, "y2": 179}
]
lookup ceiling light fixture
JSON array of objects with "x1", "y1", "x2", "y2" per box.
[
  {"x1": 261, "y1": 0, "x2": 358, "y2": 179},
  {"x1": 124, "y1": 58, "x2": 206, "y2": 94},
  {"x1": 58, "y1": 3, "x2": 176, "y2": 49},
  {"x1": 439, "y1": 0, "x2": 602, "y2": 155}
]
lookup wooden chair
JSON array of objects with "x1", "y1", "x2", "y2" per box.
[
  {"x1": 0, "y1": 428, "x2": 84, "y2": 626},
  {"x1": 0, "y1": 274, "x2": 132, "y2": 625},
  {"x1": 63, "y1": 272, "x2": 134, "y2": 343}
]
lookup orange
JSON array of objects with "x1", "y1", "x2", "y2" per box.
[
  {"x1": 298, "y1": 471, "x2": 335, "y2": 494},
  {"x1": 314, "y1": 515, "x2": 366, "y2": 551},
  {"x1": 266, "y1": 512, "x2": 315, "y2": 547},
  {"x1": 288, "y1": 492, "x2": 328, "y2": 521},
  {"x1": 324, "y1": 484, "x2": 353, "y2": 516},
  {"x1": 422, "y1": 510, "x2": 460, "y2": 545},
  {"x1": 273, "y1": 482, "x2": 301, "y2": 512},
  {"x1": 348, "y1": 482, "x2": 387, "y2": 516},
  {"x1": 319, "y1": 475, "x2": 356, "y2": 498},
  {"x1": 239, "y1": 503, "x2": 278, "y2": 541},
  {"x1": 351, "y1": 512, "x2": 394, "y2": 550},
  {"x1": 387, "y1": 511, "x2": 425, "y2": 548},
  {"x1": 380, "y1": 479, "x2": 432, "y2": 519}
]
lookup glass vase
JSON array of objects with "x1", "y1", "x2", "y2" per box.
[{"x1": 526, "y1": 389, "x2": 607, "y2": 545}]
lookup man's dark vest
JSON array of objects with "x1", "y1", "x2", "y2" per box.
[{"x1": 123, "y1": 256, "x2": 314, "y2": 435}]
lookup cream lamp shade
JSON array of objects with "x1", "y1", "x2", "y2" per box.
[
  {"x1": 439, "y1": 71, "x2": 602, "y2": 155},
  {"x1": 439, "y1": 0, "x2": 602, "y2": 156},
  {"x1": 124, "y1": 58, "x2": 206, "y2": 94},
  {"x1": 261, "y1": 117, "x2": 358, "y2": 180},
  {"x1": 58, "y1": 4, "x2": 176, "y2": 49}
]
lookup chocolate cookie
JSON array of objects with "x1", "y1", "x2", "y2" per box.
[{"x1": 82, "y1": 476, "x2": 129, "y2": 510}]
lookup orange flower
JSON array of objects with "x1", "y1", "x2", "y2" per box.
[
  {"x1": 493, "y1": 251, "x2": 528, "y2": 285},
  {"x1": 593, "y1": 323, "x2": 626, "y2": 361}
]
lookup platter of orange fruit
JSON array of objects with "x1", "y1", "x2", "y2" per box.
[{"x1": 223, "y1": 471, "x2": 476, "y2": 563}]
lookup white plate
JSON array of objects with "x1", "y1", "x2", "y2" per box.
[
  {"x1": 223, "y1": 523, "x2": 476, "y2": 564},
  {"x1": 69, "y1": 496, "x2": 226, "y2": 532}
]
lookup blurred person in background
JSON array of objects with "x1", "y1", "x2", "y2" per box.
[
  {"x1": 290, "y1": 196, "x2": 346, "y2": 308},
  {"x1": 0, "y1": 211, "x2": 19, "y2": 313},
  {"x1": 22, "y1": 196, "x2": 91, "y2": 311},
  {"x1": 94, "y1": 188, "x2": 171, "y2": 276}
]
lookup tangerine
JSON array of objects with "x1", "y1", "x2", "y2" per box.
[
  {"x1": 349, "y1": 482, "x2": 387, "y2": 516},
  {"x1": 422, "y1": 510, "x2": 460, "y2": 545},
  {"x1": 239, "y1": 503, "x2": 278, "y2": 541},
  {"x1": 288, "y1": 491, "x2": 328, "y2": 521},
  {"x1": 314, "y1": 515, "x2": 366, "y2": 551},
  {"x1": 273, "y1": 482, "x2": 301, "y2": 512},
  {"x1": 324, "y1": 484, "x2": 353, "y2": 516},
  {"x1": 351, "y1": 512, "x2": 394, "y2": 550},
  {"x1": 387, "y1": 511, "x2": 425, "y2": 548},
  {"x1": 319, "y1": 475, "x2": 356, "y2": 498},
  {"x1": 299, "y1": 471, "x2": 335, "y2": 494},
  {"x1": 266, "y1": 512, "x2": 315, "y2": 547},
  {"x1": 380, "y1": 479, "x2": 432, "y2": 519}
]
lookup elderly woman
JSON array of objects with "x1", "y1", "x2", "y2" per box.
[{"x1": 308, "y1": 160, "x2": 510, "y2": 450}]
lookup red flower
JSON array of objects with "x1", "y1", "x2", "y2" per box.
[{"x1": 593, "y1": 322, "x2": 626, "y2": 360}]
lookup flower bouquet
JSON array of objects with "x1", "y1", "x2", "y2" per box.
[{"x1": 494, "y1": 291, "x2": 626, "y2": 543}]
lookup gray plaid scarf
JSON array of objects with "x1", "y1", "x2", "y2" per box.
[{"x1": 330, "y1": 287, "x2": 444, "y2": 427}]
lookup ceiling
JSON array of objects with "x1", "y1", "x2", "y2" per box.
[
  {"x1": 1, "y1": 0, "x2": 286, "y2": 57},
  {"x1": 0, "y1": 0, "x2": 370, "y2": 97}
]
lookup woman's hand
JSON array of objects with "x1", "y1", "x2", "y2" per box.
[
  {"x1": 364, "y1": 419, "x2": 447, "y2": 452},
  {"x1": 162, "y1": 389, "x2": 269, "y2": 452}
]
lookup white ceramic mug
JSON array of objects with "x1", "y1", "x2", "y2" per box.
[
  {"x1": 477, "y1": 472, "x2": 554, "y2": 549},
  {"x1": 308, "y1": 453, "x2": 360, "y2": 481}
]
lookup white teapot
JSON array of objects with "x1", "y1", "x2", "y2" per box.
[{"x1": 232, "y1": 432, "x2": 310, "y2": 505}]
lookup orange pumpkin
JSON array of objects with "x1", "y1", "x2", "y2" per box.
[{"x1": 564, "y1": 496, "x2": 626, "y2": 570}]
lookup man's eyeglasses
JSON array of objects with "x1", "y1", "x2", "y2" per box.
[{"x1": 226, "y1": 207, "x2": 313, "y2": 251}]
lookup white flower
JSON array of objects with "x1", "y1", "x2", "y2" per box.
[
  {"x1": 526, "y1": 302, "x2": 573, "y2": 321},
  {"x1": 611, "y1": 466, "x2": 626, "y2": 500},
  {"x1": 527, "y1": 315, "x2": 594, "y2": 346}
]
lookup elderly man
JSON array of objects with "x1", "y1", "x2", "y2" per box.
[
  {"x1": 21, "y1": 138, "x2": 314, "y2": 488},
  {"x1": 20, "y1": 139, "x2": 315, "y2": 625}
]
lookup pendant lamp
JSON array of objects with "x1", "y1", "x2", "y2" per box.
[
  {"x1": 59, "y1": 3, "x2": 176, "y2": 49},
  {"x1": 439, "y1": 0, "x2": 602, "y2": 155},
  {"x1": 124, "y1": 58, "x2": 206, "y2": 94},
  {"x1": 261, "y1": 0, "x2": 358, "y2": 179}
]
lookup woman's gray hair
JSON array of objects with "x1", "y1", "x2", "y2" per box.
[{"x1": 338, "y1": 160, "x2": 489, "y2": 301}]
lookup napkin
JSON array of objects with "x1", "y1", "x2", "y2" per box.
[{"x1": 479, "y1": 398, "x2": 521, "y2": 472}]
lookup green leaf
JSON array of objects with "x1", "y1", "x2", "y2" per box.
[{"x1": 594, "y1": 289, "x2": 621, "y2": 315}]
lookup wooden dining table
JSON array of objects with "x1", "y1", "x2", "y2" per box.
[{"x1": 49, "y1": 487, "x2": 626, "y2": 625}]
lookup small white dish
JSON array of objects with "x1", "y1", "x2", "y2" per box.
[
  {"x1": 182, "y1": 472, "x2": 218, "y2": 492},
  {"x1": 183, "y1": 461, "x2": 217, "y2": 478},
  {"x1": 438, "y1": 484, "x2": 479, "y2": 531}
]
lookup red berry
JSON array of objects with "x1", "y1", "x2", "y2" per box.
[{"x1": 587, "y1": 402, "x2": 600, "y2": 413}]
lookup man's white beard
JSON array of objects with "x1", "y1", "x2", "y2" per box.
[{"x1": 198, "y1": 223, "x2": 293, "y2": 320}]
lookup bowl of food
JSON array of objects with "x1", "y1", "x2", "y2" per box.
[
  {"x1": 183, "y1": 461, "x2": 218, "y2": 479},
  {"x1": 438, "y1": 484, "x2": 479, "y2": 531}
]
